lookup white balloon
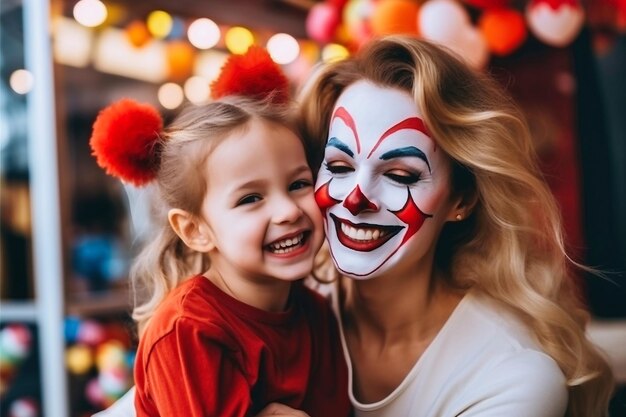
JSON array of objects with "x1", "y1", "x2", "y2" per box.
[
  {"x1": 419, "y1": 0, "x2": 470, "y2": 44},
  {"x1": 526, "y1": 1, "x2": 585, "y2": 47},
  {"x1": 445, "y1": 27, "x2": 490, "y2": 70}
]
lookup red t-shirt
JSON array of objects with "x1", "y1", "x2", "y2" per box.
[{"x1": 134, "y1": 275, "x2": 351, "y2": 417}]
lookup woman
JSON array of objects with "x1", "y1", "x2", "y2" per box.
[
  {"x1": 97, "y1": 36, "x2": 613, "y2": 417},
  {"x1": 295, "y1": 35, "x2": 613, "y2": 417}
]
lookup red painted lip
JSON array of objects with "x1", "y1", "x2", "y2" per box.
[
  {"x1": 265, "y1": 231, "x2": 312, "y2": 259},
  {"x1": 330, "y1": 214, "x2": 403, "y2": 252}
]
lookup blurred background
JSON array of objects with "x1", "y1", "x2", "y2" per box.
[{"x1": 1, "y1": 0, "x2": 625, "y2": 416}]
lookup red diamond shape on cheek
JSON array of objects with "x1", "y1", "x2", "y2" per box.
[
  {"x1": 389, "y1": 189, "x2": 433, "y2": 245},
  {"x1": 315, "y1": 179, "x2": 341, "y2": 217}
]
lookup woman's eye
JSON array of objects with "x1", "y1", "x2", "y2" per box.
[
  {"x1": 326, "y1": 162, "x2": 354, "y2": 175},
  {"x1": 385, "y1": 171, "x2": 421, "y2": 185},
  {"x1": 237, "y1": 195, "x2": 262, "y2": 206},
  {"x1": 289, "y1": 179, "x2": 312, "y2": 191}
]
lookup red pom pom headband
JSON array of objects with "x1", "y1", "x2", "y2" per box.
[{"x1": 90, "y1": 46, "x2": 290, "y2": 186}]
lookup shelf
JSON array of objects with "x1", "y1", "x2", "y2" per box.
[
  {"x1": 0, "y1": 300, "x2": 38, "y2": 322},
  {"x1": 66, "y1": 290, "x2": 132, "y2": 316}
]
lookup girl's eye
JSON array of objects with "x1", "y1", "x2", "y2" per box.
[
  {"x1": 289, "y1": 179, "x2": 312, "y2": 191},
  {"x1": 326, "y1": 161, "x2": 354, "y2": 175},
  {"x1": 385, "y1": 171, "x2": 421, "y2": 185},
  {"x1": 237, "y1": 195, "x2": 262, "y2": 206}
]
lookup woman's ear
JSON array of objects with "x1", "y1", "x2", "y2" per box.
[
  {"x1": 447, "y1": 190, "x2": 478, "y2": 222},
  {"x1": 168, "y1": 208, "x2": 215, "y2": 252}
]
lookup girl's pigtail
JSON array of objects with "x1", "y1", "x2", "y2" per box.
[{"x1": 90, "y1": 98, "x2": 163, "y2": 187}]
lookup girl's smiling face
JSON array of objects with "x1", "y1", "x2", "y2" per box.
[{"x1": 315, "y1": 81, "x2": 458, "y2": 279}]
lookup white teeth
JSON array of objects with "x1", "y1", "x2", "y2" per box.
[
  {"x1": 340, "y1": 223, "x2": 386, "y2": 241},
  {"x1": 269, "y1": 233, "x2": 304, "y2": 253}
]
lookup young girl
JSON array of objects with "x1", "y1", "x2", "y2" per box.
[{"x1": 89, "y1": 47, "x2": 350, "y2": 417}]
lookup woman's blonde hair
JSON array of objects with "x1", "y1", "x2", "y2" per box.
[
  {"x1": 298, "y1": 35, "x2": 614, "y2": 417},
  {"x1": 131, "y1": 96, "x2": 297, "y2": 334}
]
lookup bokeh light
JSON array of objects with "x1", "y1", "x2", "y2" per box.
[
  {"x1": 321, "y1": 43, "x2": 350, "y2": 62},
  {"x1": 184, "y1": 76, "x2": 210, "y2": 104},
  {"x1": 225, "y1": 26, "x2": 254, "y2": 54},
  {"x1": 73, "y1": 0, "x2": 108, "y2": 28},
  {"x1": 267, "y1": 33, "x2": 300, "y2": 65},
  {"x1": 147, "y1": 10, "x2": 173, "y2": 40},
  {"x1": 158, "y1": 82, "x2": 184, "y2": 109},
  {"x1": 187, "y1": 18, "x2": 220, "y2": 49},
  {"x1": 9, "y1": 69, "x2": 34, "y2": 95}
]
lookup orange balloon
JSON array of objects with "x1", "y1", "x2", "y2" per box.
[
  {"x1": 479, "y1": 8, "x2": 526, "y2": 56},
  {"x1": 125, "y1": 20, "x2": 151, "y2": 48},
  {"x1": 370, "y1": 0, "x2": 420, "y2": 36},
  {"x1": 166, "y1": 41, "x2": 196, "y2": 81}
]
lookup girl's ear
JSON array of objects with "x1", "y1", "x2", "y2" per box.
[
  {"x1": 446, "y1": 189, "x2": 478, "y2": 222},
  {"x1": 168, "y1": 208, "x2": 215, "y2": 252}
]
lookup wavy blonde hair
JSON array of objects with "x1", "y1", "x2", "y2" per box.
[
  {"x1": 131, "y1": 97, "x2": 297, "y2": 334},
  {"x1": 298, "y1": 36, "x2": 614, "y2": 417}
]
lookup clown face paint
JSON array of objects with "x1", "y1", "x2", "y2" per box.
[{"x1": 315, "y1": 81, "x2": 456, "y2": 279}]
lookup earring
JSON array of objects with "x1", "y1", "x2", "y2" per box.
[{"x1": 455, "y1": 214, "x2": 463, "y2": 221}]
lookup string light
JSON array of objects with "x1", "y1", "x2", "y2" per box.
[
  {"x1": 147, "y1": 10, "x2": 173, "y2": 39},
  {"x1": 188, "y1": 18, "x2": 220, "y2": 49},
  {"x1": 9, "y1": 69, "x2": 34, "y2": 95},
  {"x1": 158, "y1": 82, "x2": 184, "y2": 109},
  {"x1": 73, "y1": 0, "x2": 107, "y2": 28},
  {"x1": 267, "y1": 33, "x2": 300, "y2": 65},
  {"x1": 225, "y1": 26, "x2": 254, "y2": 54},
  {"x1": 321, "y1": 43, "x2": 350, "y2": 62},
  {"x1": 184, "y1": 76, "x2": 210, "y2": 104}
]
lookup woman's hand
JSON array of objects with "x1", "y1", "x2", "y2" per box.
[{"x1": 255, "y1": 403, "x2": 310, "y2": 417}]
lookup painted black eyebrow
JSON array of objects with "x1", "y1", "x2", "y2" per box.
[
  {"x1": 380, "y1": 146, "x2": 431, "y2": 173},
  {"x1": 326, "y1": 137, "x2": 354, "y2": 158}
]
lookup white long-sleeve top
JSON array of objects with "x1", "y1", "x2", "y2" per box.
[{"x1": 329, "y1": 287, "x2": 568, "y2": 417}]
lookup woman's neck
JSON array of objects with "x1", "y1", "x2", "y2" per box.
[{"x1": 341, "y1": 267, "x2": 463, "y2": 344}]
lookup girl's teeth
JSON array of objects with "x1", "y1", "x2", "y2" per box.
[{"x1": 270, "y1": 233, "x2": 304, "y2": 252}]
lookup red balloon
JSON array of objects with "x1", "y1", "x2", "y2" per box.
[
  {"x1": 463, "y1": 0, "x2": 509, "y2": 9},
  {"x1": 479, "y1": 8, "x2": 527, "y2": 55}
]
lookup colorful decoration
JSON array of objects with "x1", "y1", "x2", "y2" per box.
[
  {"x1": 66, "y1": 343, "x2": 94, "y2": 375},
  {"x1": 479, "y1": 8, "x2": 527, "y2": 55},
  {"x1": 418, "y1": 0, "x2": 489, "y2": 69},
  {"x1": 343, "y1": 0, "x2": 375, "y2": 47},
  {"x1": 8, "y1": 397, "x2": 39, "y2": 417},
  {"x1": 90, "y1": 99, "x2": 163, "y2": 186},
  {"x1": 64, "y1": 318, "x2": 136, "y2": 411},
  {"x1": 462, "y1": 0, "x2": 510, "y2": 8},
  {"x1": 526, "y1": 0, "x2": 585, "y2": 46},
  {"x1": 125, "y1": 20, "x2": 151, "y2": 48},
  {"x1": 306, "y1": 2, "x2": 342, "y2": 44},
  {"x1": 0, "y1": 325, "x2": 33, "y2": 397},
  {"x1": 165, "y1": 40, "x2": 196, "y2": 81},
  {"x1": 370, "y1": 0, "x2": 421, "y2": 36},
  {"x1": 418, "y1": 0, "x2": 471, "y2": 45}
]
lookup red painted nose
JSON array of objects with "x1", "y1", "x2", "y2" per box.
[{"x1": 343, "y1": 185, "x2": 378, "y2": 215}]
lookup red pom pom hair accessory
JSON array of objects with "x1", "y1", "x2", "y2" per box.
[
  {"x1": 90, "y1": 99, "x2": 163, "y2": 187},
  {"x1": 90, "y1": 46, "x2": 289, "y2": 186},
  {"x1": 210, "y1": 45, "x2": 290, "y2": 104}
]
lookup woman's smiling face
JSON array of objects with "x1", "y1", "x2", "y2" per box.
[{"x1": 315, "y1": 81, "x2": 458, "y2": 279}]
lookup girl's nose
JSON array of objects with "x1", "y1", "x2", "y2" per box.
[
  {"x1": 273, "y1": 196, "x2": 303, "y2": 224},
  {"x1": 343, "y1": 185, "x2": 378, "y2": 216}
]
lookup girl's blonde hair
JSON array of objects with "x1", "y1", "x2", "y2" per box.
[
  {"x1": 298, "y1": 35, "x2": 614, "y2": 417},
  {"x1": 131, "y1": 96, "x2": 297, "y2": 334}
]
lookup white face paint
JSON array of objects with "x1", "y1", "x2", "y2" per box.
[{"x1": 315, "y1": 81, "x2": 455, "y2": 279}]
